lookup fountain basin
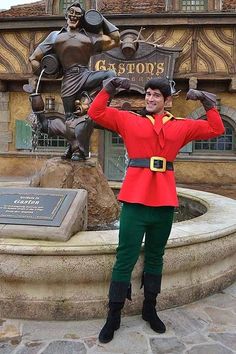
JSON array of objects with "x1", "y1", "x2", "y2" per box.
[{"x1": 0, "y1": 187, "x2": 235, "y2": 320}]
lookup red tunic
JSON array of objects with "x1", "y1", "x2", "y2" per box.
[{"x1": 88, "y1": 90, "x2": 225, "y2": 207}]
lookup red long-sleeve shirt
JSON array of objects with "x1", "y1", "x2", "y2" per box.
[{"x1": 88, "y1": 89, "x2": 225, "y2": 207}]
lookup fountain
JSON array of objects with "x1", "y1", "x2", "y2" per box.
[{"x1": 0, "y1": 183, "x2": 235, "y2": 320}]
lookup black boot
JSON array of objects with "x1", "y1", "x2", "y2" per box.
[
  {"x1": 99, "y1": 301, "x2": 124, "y2": 343},
  {"x1": 142, "y1": 273, "x2": 166, "y2": 333},
  {"x1": 61, "y1": 144, "x2": 72, "y2": 160},
  {"x1": 99, "y1": 281, "x2": 130, "y2": 343}
]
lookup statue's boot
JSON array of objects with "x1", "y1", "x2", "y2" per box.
[{"x1": 61, "y1": 144, "x2": 73, "y2": 160}]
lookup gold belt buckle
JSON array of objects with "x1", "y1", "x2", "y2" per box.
[{"x1": 150, "y1": 156, "x2": 166, "y2": 172}]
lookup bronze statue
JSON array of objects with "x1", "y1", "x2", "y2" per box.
[
  {"x1": 29, "y1": 2, "x2": 120, "y2": 120},
  {"x1": 26, "y1": 2, "x2": 120, "y2": 159}
]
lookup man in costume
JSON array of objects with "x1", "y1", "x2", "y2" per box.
[
  {"x1": 88, "y1": 76, "x2": 225, "y2": 343},
  {"x1": 29, "y1": 2, "x2": 119, "y2": 158}
]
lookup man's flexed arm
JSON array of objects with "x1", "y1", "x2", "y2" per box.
[{"x1": 88, "y1": 77, "x2": 130, "y2": 131}]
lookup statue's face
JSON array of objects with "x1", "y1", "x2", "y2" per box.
[
  {"x1": 75, "y1": 97, "x2": 90, "y2": 115},
  {"x1": 67, "y1": 6, "x2": 83, "y2": 30}
]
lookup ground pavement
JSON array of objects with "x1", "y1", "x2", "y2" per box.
[
  {"x1": 0, "y1": 282, "x2": 235, "y2": 353},
  {"x1": 0, "y1": 179, "x2": 235, "y2": 353}
]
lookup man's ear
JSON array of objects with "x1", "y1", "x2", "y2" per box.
[{"x1": 164, "y1": 96, "x2": 173, "y2": 108}]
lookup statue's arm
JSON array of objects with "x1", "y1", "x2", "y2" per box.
[
  {"x1": 100, "y1": 31, "x2": 120, "y2": 51},
  {"x1": 100, "y1": 17, "x2": 120, "y2": 51},
  {"x1": 29, "y1": 31, "x2": 59, "y2": 73},
  {"x1": 29, "y1": 47, "x2": 45, "y2": 73}
]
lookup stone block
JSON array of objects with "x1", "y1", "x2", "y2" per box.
[
  {"x1": 0, "y1": 111, "x2": 9, "y2": 122},
  {"x1": 0, "y1": 102, "x2": 9, "y2": 111},
  {"x1": 189, "y1": 76, "x2": 198, "y2": 89},
  {"x1": 0, "y1": 131, "x2": 12, "y2": 142},
  {"x1": 0, "y1": 123, "x2": 8, "y2": 131},
  {"x1": 0, "y1": 143, "x2": 9, "y2": 152},
  {"x1": 0, "y1": 92, "x2": 9, "y2": 102}
]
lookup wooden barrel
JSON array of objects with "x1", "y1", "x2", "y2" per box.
[{"x1": 83, "y1": 9, "x2": 103, "y2": 34}]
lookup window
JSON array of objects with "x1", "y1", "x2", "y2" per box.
[
  {"x1": 60, "y1": 0, "x2": 85, "y2": 13},
  {"x1": 181, "y1": 0, "x2": 207, "y2": 11},
  {"x1": 194, "y1": 121, "x2": 234, "y2": 152},
  {"x1": 111, "y1": 132, "x2": 123, "y2": 145},
  {"x1": 34, "y1": 132, "x2": 67, "y2": 152}
]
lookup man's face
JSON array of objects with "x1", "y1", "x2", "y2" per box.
[
  {"x1": 74, "y1": 96, "x2": 90, "y2": 115},
  {"x1": 67, "y1": 6, "x2": 83, "y2": 30},
  {"x1": 145, "y1": 88, "x2": 166, "y2": 114}
]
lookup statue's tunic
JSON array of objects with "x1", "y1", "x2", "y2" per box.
[{"x1": 35, "y1": 28, "x2": 103, "y2": 97}]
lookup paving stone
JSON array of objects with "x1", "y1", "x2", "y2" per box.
[
  {"x1": 0, "y1": 342, "x2": 18, "y2": 354},
  {"x1": 186, "y1": 343, "x2": 234, "y2": 354},
  {"x1": 203, "y1": 307, "x2": 236, "y2": 326},
  {"x1": 83, "y1": 337, "x2": 97, "y2": 348},
  {"x1": 181, "y1": 331, "x2": 209, "y2": 346},
  {"x1": 0, "y1": 321, "x2": 22, "y2": 342},
  {"x1": 150, "y1": 336, "x2": 186, "y2": 354},
  {"x1": 22, "y1": 320, "x2": 100, "y2": 341},
  {"x1": 94, "y1": 329, "x2": 149, "y2": 354},
  {"x1": 162, "y1": 308, "x2": 205, "y2": 337},
  {"x1": 199, "y1": 293, "x2": 236, "y2": 310},
  {"x1": 14, "y1": 341, "x2": 46, "y2": 354},
  {"x1": 40, "y1": 340, "x2": 86, "y2": 354},
  {"x1": 208, "y1": 333, "x2": 236, "y2": 351},
  {"x1": 224, "y1": 283, "x2": 236, "y2": 297}
]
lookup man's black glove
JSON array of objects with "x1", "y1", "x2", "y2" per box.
[
  {"x1": 103, "y1": 77, "x2": 131, "y2": 96},
  {"x1": 186, "y1": 89, "x2": 216, "y2": 111}
]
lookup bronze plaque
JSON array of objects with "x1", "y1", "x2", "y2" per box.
[{"x1": 0, "y1": 188, "x2": 77, "y2": 227}]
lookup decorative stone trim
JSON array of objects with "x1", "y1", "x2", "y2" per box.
[{"x1": 0, "y1": 92, "x2": 11, "y2": 152}]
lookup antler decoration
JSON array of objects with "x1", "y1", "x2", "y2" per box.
[{"x1": 132, "y1": 27, "x2": 162, "y2": 47}]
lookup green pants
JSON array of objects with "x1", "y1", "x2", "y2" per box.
[{"x1": 112, "y1": 202, "x2": 174, "y2": 282}]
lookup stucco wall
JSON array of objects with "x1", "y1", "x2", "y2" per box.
[{"x1": 0, "y1": 154, "x2": 235, "y2": 186}]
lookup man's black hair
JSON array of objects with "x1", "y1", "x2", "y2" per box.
[{"x1": 145, "y1": 77, "x2": 171, "y2": 99}]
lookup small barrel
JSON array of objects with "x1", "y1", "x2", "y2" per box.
[
  {"x1": 83, "y1": 9, "x2": 103, "y2": 34},
  {"x1": 41, "y1": 54, "x2": 60, "y2": 76}
]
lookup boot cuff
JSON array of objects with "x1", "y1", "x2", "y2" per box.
[
  {"x1": 143, "y1": 272, "x2": 162, "y2": 294},
  {"x1": 109, "y1": 281, "x2": 131, "y2": 302}
]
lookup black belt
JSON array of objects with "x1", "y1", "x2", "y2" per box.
[
  {"x1": 128, "y1": 157, "x2": 174, "y2": 172},
  {"x1": 64, "y1": 65, "x2": 88, "y2": 74}
]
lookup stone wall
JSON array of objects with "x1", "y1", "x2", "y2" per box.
[{"x1": 0, "y1": 93, "x2": 12, "y2": 152}]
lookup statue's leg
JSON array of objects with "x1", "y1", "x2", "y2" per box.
[
  {"x1": 62, "y1": 93, "x2": 78, "y2": 119},
  {"x1": 83, "y1": 70, "x2": 116, "y2": 92}
]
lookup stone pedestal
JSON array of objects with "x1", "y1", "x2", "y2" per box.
[{"x1": 30, "y1": 157, "x2": 120, "y2": 228}]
